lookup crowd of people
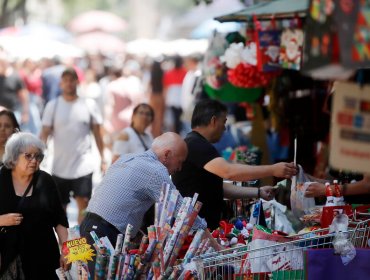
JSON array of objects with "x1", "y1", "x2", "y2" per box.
[{"x1": 1, "y1": 48, "x2": 369, "y2": 279}]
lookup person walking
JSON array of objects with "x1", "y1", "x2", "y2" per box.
[
  {"x1": 0, "y1": 132, "x2": 69, "y2": 279},
  {"x1": 40, "y1": 68, "x2": 106, "y2": 224},
  {"x1": 163, "y1": 56, "x2": 187, "y2": 134}
]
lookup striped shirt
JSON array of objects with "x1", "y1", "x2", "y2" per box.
[{"x1": 87, "y1": 149, "x2": 207, "y2": 236}]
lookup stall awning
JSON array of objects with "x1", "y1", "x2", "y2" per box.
[{"x1": 215, "y1": 0, "x2": 309, "y2": 22}]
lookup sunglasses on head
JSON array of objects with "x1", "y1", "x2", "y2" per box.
[{"x1": 23, "y1": 152, "x2": 44, "y2": 162}]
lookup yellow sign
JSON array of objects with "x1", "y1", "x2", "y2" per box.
[{"x1": 63, "y1": 237, "x2": 96, "y2": 264}]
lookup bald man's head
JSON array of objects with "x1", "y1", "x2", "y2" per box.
[{"x1": 152, "y1": 132, "x2": 187, "y2": 175}]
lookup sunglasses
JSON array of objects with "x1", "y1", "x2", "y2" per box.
[{"x1": 23, "y1": 152, "x2": 44, "y2": 162}]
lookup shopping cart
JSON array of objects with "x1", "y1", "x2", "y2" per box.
[{"x1": 194, "y1": 216, "x2": 370, "y2": 280}]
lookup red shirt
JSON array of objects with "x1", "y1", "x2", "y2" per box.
[{"x1": 163, "y1": 68, "x2": 187, "y2": 87}]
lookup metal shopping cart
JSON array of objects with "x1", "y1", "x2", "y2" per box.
[{"x1": 194, "y1": 215, "x2": 370, "y2": 280}]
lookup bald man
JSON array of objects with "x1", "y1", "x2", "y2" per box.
[{"x1": 80, "y1": 132, "x2": 206, "y2": 251}]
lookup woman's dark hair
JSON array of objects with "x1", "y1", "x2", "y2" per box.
[
  {"x1": 150, "y1": 60, "x2": 164, "y2": 93},
  {"x1": 191, "y1": 99, "x2": 227, "y2": 128},
  {"x1": 0, "y1": 109, "x2": 20, "y2": 132},
  {"x1": 131, "y1": 103, "x2": 155, "y2": 125},
  {"x1": 174, "y1": 55, "x2": 183, "y2": 69}
]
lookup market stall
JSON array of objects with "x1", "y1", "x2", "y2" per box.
[
  {"x1": 54, "y1": 1, "x2": 370, "y2": 279},
  {"x1": 184, "y1": 0, "x2": 370, "y2": 279}
]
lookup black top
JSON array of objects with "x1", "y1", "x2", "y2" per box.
[
  {"x1": 172, "y1": 131, "x2": 224, "y2": 230},
  {"x1": 0, "y1": 73, "x2": 24, "y2": 110},
  {"x1": 0, "y1": 168, "x2": 68, "y2": 279}
]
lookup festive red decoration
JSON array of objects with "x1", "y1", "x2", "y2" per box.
[
  {"x1": 219, "y1": 220, "x2": 234, "y2": 236},
  {"x1": 227, "y1": 62, "x2": 278, "y2": 88}
]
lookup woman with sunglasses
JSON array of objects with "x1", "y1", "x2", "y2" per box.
[
  {"x1": 0, "y1": 109, "x2": 20, "y2": 165},
  {"x1": 111, "y1": 103, "x2": 155, "y2": 163},
  {"x1": 0, "y1": 132, "x2": 69, "y2": 279}
]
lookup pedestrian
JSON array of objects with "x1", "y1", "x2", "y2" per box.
[
  {"x1": 40, "y1": 67, "x2": 106, "y2": 224},
  {"x1": 163, "y1": 56, "x2": 187, "y2": 134},
  {"x1": 0, "y1": 50, "x2": 30, "y2": 131},
  {"x1": 0, "y1": 132, "x2": 69, "y2": 279},
  {"x1": 111, "y1": 103, "x2": 154, "y2": 163},
  {"x1": 0, "y1": 109, "x2": 20, "y2": 164},
  {"x1": 149, "y1": 59, "x2": 165, "y2": 137},
  {"x1": 172, "y1": 99, "x2": 298, "y2": 230}
]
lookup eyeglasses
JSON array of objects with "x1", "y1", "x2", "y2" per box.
[
  {"x1": 136, "y1": 111, "x2": 153, "y2": 117},
  {"x1": 23, "y1": 152, "x2": 44, "y2": 162}
]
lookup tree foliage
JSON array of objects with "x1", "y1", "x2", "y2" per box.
[{"x1": 0, "y1": 0, "x2": 26, "y2": 27}]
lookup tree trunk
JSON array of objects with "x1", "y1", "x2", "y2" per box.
[{"x1": 0, "y1": 0, "x2": 27, "y2": 28}]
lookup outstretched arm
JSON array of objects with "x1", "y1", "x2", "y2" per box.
[
  {"x1": 204, "y1": 157, "x2": 297, "y2": 182},
  {"x1": 305, "y1": 175, "x2": 370, "y2": 197},
  {"x1": 223, "y1": 181, "x2": 275, "y2": 200}
]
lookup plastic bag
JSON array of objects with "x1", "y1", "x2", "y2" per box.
[{"x1": 290, "y1": 165, "x2": 316, "y2": 219}]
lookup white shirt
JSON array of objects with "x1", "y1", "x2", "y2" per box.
[
  {"x1": 112, "y1": 126, "x2": 153, "y2": 157},
  {"x1": 42, "y1": 96, "x2": 103, "y2": 179}
]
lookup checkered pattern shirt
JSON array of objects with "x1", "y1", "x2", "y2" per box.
[{"x1": 87, "y1": 149, "x2": 207, "y2": 236}]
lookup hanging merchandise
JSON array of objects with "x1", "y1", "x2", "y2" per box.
[
  {"x1": 255, "y1": 20, "x2": 282, "y2": 72},
  {"x1": 279, "y1": 28, "x2": 304, "y2": 70},
  {"x1": 224, "y1": 27, "x2": 279, "y2": 89},
  {"x1": 303, "y1": 0, "x2": 370, "y2": 80},
  {"x1": 203, "y1": 32, "x2": 229, "y2": 89},
  {"x1": 203, "y1": 31, "x2": 264, "y2": 102},
  {"x1": 302, "y1": 0, "x2": 350, "y2": 80},
  {"x1": 335, "y1": 0, "x2": 370, "y2": 69}
]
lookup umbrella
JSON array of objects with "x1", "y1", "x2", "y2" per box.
[
  {"x1": 68, "y1": 10, "x2": 127, "y2": 33},
  {"x1": 0, "y1": 22, "x2": 72, "y2": 41},
  {"x1": 19, "y1": 22, "x2": 72, "y2": 41},
  {"x1": 215, "y1": 0, "x2": 309, "y2": 22},
  {"x1": 126, "y1": 39, "x2": 208, "y2": 57},
  {"x1": 73, "y1": 32, "x2": 125, "y2": 54},
  {"x1": 0, "y1": 36, "x2": 83, "y2": 59},
  {"x1": 190, "y1": 19, "x2": 243, "y2": 39},
  {"x1": 176, "y1": 0, "x2": 245, "y2": 28}
]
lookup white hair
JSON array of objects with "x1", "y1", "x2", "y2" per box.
[{"x1": 2, "y1": 132, "x2": 45, "y2": 169}]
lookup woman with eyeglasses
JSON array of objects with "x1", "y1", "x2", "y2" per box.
[
  {"x1": 111, "y1": 103, "x2": 155, "y2": 163},
  {"x1": 0, "y1": 109, "x2": 20, "y2": 165},
  {"x1": 0, "y1": 132, "x2": 69, "y2": 279}
]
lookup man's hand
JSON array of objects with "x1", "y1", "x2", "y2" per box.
[
  {"x1": 259, "y1": 186, "x2": 275, "y2": 201},
  {"x1": 305, "y1": 182, "x2": 326, "y2": 197},
  {"x1": 272, "y1": 162, "x2": 298, "y2": 179}
]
